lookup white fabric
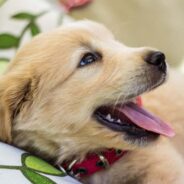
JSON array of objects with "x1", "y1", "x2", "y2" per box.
[
  {"x1": 0, "y1": 142, "x2": 81, "y2": 184},
  {"x1": 0, "y1": 0, "x2": 73, "y2": 61}
]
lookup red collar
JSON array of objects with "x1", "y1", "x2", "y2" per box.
[
  {"x1": 62, "y1": 149, "x2": 127, "y2": 178},
  {"x1": 62, "y1": 97, "x2": 142, "y2": 178}
]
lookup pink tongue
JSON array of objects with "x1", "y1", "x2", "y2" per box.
[{"x1": 119, "y1": 103, "x2": 175, "y2": 137}]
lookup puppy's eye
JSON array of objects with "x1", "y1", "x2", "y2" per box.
[{"x1": 79, "y1": 52, "x2": 101, "y2": 67}]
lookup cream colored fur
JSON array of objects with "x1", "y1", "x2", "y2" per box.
[{"x1": 0, "y1": 20, "x2": 184, "y2": 184}]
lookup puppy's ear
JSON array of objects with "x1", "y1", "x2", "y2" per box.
[{"x1": 0, "y1": 73, "x2": 33, "y2": 143}]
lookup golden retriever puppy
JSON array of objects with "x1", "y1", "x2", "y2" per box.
[{"x1": 0, "y1": 20, "x2": 184, "y2": 184}]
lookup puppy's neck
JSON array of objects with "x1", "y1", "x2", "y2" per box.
[
  {"x1": 12, "y1": 130, "x2": 101, "y2": 165},
  {"x1": 12, "y1": 130, "x2": 60, "y2": 163}
]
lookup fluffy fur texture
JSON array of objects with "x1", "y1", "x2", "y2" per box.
[{"x1": 0, "y1": 21, "x2": 184, "y2": 183}]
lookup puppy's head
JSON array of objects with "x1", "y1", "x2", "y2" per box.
[{"x1": 0, "y1": 21, "x2": 169, "y2": 162}]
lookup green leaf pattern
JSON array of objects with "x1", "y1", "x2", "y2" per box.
[
  {"x1": 30, "y1": 23, "x2": 40, "y2": 36},
  {"x1": 0, "y1": 33, "x2": 19, "y2": 49},
  {"x1": 22, "y1": 169, "x2": 56, "y2": 184},
  {"x1": 0, "y1": 153, "x2": 66, "y2": 184},
  {"x1": 12, "y1": 12, "x2": 35, "y2": 20},
  {"x1": 0, "y1": 11, "x2": 45, "y2": 51},
  {"x1": 22, "y1": 153, "x2": 65, "y2": 176}
]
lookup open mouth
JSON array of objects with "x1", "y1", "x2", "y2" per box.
[{"x1": 94, "y1": 98, "x2": 175, "y2": 141}]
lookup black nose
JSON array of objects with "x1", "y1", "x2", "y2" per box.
[{"x1": 145, "y1": 51, "x2": 166, "y2": 73}]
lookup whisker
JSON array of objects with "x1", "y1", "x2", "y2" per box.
[{"x1": 112, "y1": 94, "x2": 121, "y2": 114}]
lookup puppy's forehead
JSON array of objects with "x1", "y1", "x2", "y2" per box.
[{"x1": 63, "y1": 20, "x2": 114, "y2": 41}]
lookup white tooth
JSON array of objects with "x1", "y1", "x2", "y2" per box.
[
  {"x1": 106, "y1": 114, "x2": 111, "y2": 121},
  {"x1": 117, "y1": 119, "x2": 121, "y2": 123},
  {"x1": 111, "y1": 118, "x2": 115, "y2": 122}
]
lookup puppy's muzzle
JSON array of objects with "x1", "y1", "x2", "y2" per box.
[{"x1": 144, "y1": 51, "x2": 166, "y2": 73}]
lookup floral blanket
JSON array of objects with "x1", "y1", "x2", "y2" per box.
[
  {"x1": 0, "y1": 0, "x2": 73, "y2": 72},
  {"x1": 0, "y1": 142, "x2": 81, "y2": 184}
]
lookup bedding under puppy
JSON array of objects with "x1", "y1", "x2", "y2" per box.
[{"x1": 0, "y1": 20, "x2": 184, "y2": 184}]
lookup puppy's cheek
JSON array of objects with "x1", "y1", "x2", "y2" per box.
[{"x1": 86, "y1": 120, "x2": 137, "y2": 150}]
